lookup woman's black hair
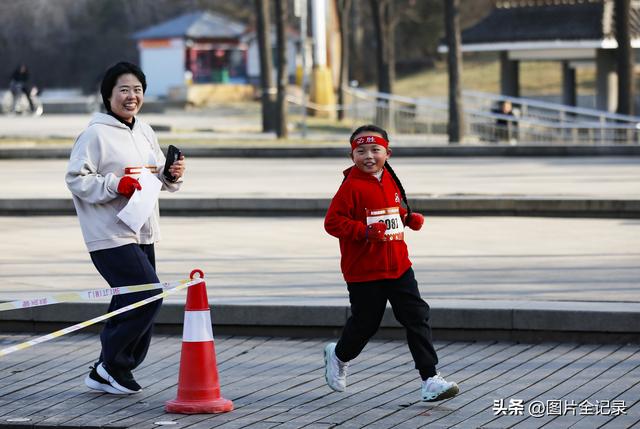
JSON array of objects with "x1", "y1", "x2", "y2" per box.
[
  {"x1": 100, "y1": 62, "x2": 147, "y2": 112},
  {"x1": 349, "y1": 124, "x2": 412, "y2": 216}
]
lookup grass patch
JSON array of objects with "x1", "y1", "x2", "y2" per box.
[{"x1": 394, "y1": 58, "x2": 597, "y2": 98}]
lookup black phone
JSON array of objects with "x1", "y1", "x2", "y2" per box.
[{"x1": 163, "y1": 145, "x2": 182, "y2": 181}]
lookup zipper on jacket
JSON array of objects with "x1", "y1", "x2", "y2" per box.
[{"x1": 377, "y1": 179, "x2": 393, "y2": 273}]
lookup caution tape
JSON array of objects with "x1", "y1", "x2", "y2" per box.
[
  {"x1": 0, "y1": 279, "x2": 192, "y2": 313},
  {"x1": 0, "y1": 278, "x2": 203, "y2": 358}
]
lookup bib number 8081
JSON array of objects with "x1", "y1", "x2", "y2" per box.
[{"x1": 380, "y1": 218, "x2": 399, "y2": 229}]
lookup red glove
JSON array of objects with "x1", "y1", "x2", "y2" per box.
[
  {"x1": 405, "y1": 212, "x2": 424, "y2": 231},
  {"x1": 117, "y1": 176, "x2": 142, "y2": 199},
  {"x1": 365, "y1": 222, "x2": 387, "y2": 241}
]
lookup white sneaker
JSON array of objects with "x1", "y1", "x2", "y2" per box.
[
  {"x1": 421, "y1": 374, "x2": 459, "y2": 402},
  {"x1": 324, "y1": 342, "x2": 348, "y2": 392}
]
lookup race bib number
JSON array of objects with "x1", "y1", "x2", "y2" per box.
[{"x1": 366, "y1": 207, "x2": 404, "y2": 241}]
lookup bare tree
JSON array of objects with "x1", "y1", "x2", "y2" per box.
[
  {"x1": 255, "y1": 0, "x2": 276, "y2": 132},
  {"x1": 0, "y1": 0, "x2": 486, "y2": 98},
  {"x1": 0, "y1": 0, "x2": 253, "y2": 91},
  {"x1": 348, "y1": 0, "x2": 365, "y2": 84},
  {"x1": 615, "y1": 0, "x2": 634, "y2": 115},
  {"x1": 367, "y1": 0, "x2": 429, "y2": 129},
  {"x1": 336, "y1": 0, "x2": 352, "y2": 121},
  {"x1": 443, "y1": 0, "x2": 463, "y2": 143},
  {"x1": 369, "y1": 0, "x2": 396, "y2": 128},
  {"x1": 274, "y1": 0, "x2": 288, "y2": 138},
  {"x1": 369, "y1": 0, "x2": 394, "y2": 94}
]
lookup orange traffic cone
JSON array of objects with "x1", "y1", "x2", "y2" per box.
[{"x1": 165, "y1": 269, "x2": 233, "y2": 414}]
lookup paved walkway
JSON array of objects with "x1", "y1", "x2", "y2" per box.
[
  {"x1": 2, "y1": 157, "x2": 639, "y2": 200},
  {"x1": 1, "y1": 215, "x2": 638, "y2": 305},
  {"x1": 0, "y1": 152, "x2": 638, "y2": 304},
  {"x1": 0, "y1": 108, "x2": 263, "y2": 139},
  {"x1": 0, "y1": 156, "x2": 639, "y2": 340},
  {"x1": 0, "y1": 333, "x2": 637, "y2": 428}
]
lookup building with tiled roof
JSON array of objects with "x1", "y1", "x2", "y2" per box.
[{"x1": 443, "y1": 0, "x2": 640, "y2": 111}]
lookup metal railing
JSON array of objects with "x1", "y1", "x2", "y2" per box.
[
  {"x1": 464, "y1": 90, "x2": 640, "y2": 125},
  {"x1": 339, "y1": 87, "x2": 640, "y2": 145}
]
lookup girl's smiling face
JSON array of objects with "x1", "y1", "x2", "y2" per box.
[
  {"x1": 109, "y1": 73, "x2": 144, "y2": 123},
  {"x1": 350, "y1": 131, "x2": 390, "y2": 174}
]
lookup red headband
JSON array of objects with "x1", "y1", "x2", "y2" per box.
[{"x1": 350, "y1": 135, "x2": 389, "y2": 150}]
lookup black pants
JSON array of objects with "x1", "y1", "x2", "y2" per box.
[
  {"x1": 335, "y1": 267, "x2": 438, "y2": 379},
  {"x1": 90, "y1": 243, "x2": 162, "y2": 372}
]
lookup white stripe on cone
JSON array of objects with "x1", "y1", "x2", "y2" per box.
[{"x1": 182, "y1": 310, "x2": 214, "y2": 342}]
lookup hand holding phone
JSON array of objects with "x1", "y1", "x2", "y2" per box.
[{"x1": 163, "y1": 145, "x2": 182, "y2": 182}]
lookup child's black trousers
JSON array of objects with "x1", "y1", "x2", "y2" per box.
[{"x1": 335, "y1": 267, "x2": 438, "y2": 379}]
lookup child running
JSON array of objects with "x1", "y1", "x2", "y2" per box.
[{"x1": 323, "y1": 124, "x2": 459, "y2": 402}]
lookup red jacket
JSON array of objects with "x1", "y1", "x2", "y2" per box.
[{"x1": 324, "y1": 166, "x2": 412, "y2": 283}]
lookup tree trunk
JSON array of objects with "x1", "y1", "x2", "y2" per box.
[
  {"x1": 444, "y1": 0, "x2": 464, "y2": 143},
  {"x1": 336, "y1": 0, "x2": 351, "y2": 121},
  {"x1": 370, "y1": 0, "x2": 393, "y2": 94},
  {"x1": 369, "y1": 0, "x2": 393, "y2": 129},
  {"x1": 275, "y1": 0, "x2": 288, "y2": 138},
  {"x1": 615, "y1": 0, "x2": 634, "y2": 115},
  {"x1": 255, "y1": 0, "x2": 276, "y2": 132},
  {"x1": 349, "y1": 0, "x2": 364, "y2": 85}
]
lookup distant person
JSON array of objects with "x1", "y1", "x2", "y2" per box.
[
  {"x1": 323, "y1": 124, "x2": 459, "y2": 402},
  {"x1": 65, "y1": 61, "x2": 186, "y2": 395},
  {"x1": 492, "y1": 100, "x2": 517, "y2": 143},
  {"x1": 9, "y1": 63, "x2": 35, "y2": 112}
]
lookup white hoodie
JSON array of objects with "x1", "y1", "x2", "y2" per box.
[{"x1": 66, "y1": 112, "x2": 181, "y2": 252}]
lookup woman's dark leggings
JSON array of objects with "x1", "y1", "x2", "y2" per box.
[{"x1": 335, "y1": 267, "x2": 438, "y2": 379}]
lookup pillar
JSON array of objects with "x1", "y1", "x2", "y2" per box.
[
  {"x1": 596, "y1": 48, "x2": 617, "y2": 112},
  {"x1": 500, "y1": 51, "x2": 520, "y2": 97},
  {"x1": 562, "y1": 61, "x2": 577, "y2": 107}
]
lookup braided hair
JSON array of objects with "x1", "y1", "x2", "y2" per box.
[{"x1": 349, "y1": 124, "x2": 412, "y2": 217}]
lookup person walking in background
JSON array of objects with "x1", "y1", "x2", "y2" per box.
[
  {"x1": 323, "y1": 124, "x2": 459, "y2": 402},
  {"x1": 65, "y1": 61, "x2": 185, "y2": 395},
  {"x1": 9, "y1": 63, "x2": 35, "y2": 113}
]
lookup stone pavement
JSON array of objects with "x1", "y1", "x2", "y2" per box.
[
  {"x1": 2, "y1": 110, "x2": 640, "y2": 156},
  {"x1": 1, "y1": 214, "x2": 639, "y2": 342},
  {"x1": 0, "y1": 108, "x2": 263, "y2": 139},
  {"x1": 1, "y1": 157, "x2": 639, "y2": 217},
  {"x1": 2, "y1": 157, "x2": 639, "y2": 200}
]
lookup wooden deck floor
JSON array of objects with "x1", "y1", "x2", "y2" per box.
[{"x1": 0, "y1": 334, "x2": 638, "y2": 428}]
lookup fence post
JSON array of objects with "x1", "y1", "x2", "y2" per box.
[{"x1": 352, "y1": 89, "x2": 358, "y2": 126}]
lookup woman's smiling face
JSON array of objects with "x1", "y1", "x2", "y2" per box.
[{"x1": 109, "y1": 73, "x2": 144, "y2": 123}]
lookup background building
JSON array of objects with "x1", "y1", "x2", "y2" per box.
[{"x1": 133, "y1": 10, "x2": 299, "y2": 104}]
